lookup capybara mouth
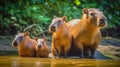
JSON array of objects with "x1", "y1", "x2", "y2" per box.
[
  {"x1": 38, "y1": 45, "x2": 42, "y2": 48},
  {"x1": 99, "y1": 21, "x2": 106, "y2": 27},
  {"x1": 49, "y1": 27, "x2": 56, "y2": 32},
  {"x1": 12, "y1": 41, "x2": 18, "y2": 47},
  {"x1": 99, "y1": 18, "x2": 107, "y2": 27}
]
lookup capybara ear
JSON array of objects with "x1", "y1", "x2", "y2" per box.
[
  {"x1": 62, "y1": 16, "x2": 67, "y2": 21},
  {"x1": 82, "y1": 8, "x2": 88, "y2": 14},
  {"x1": 54, "y1": 16, "x2": 57, "y2": 18},
  {"x1": 17, "y1": 31, "x2": 20, "y2": 34},
  {"x1": 24, "y1": 31, "x2": 29, "y2": 36},
  {"x1": 34, "y1": 37, "x2": 38, "y2": 41},
  {"x1": 43, "y1": 38, "x2": 47, "y2": 41}
]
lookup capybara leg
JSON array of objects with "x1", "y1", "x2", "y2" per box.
[
  {"x1": 83, "y1": 47, "x2": 91, "y2": 58},
  {"x1": 64, "y1": 51, "x2": 68, "y2": 58},
  {"x1": 52, "y1": 46, "x2": 58, "y2": 58},
  {"x1": 64, "y1": 45, "x2": 70, "y2": 58},
  {"x1": 52, "y1": 49, "x2": 56, "y2": 57},
  {"x1": 90, "y1": 44, "x2": 98, "y2": 59},
  {"x1": 46, "y1": 51, "x2": 49, "y2": 58},
  {"x1": 33, "y1": 49, "x2": 36, "y2": 57},
  {"x1": 90, "y1": 49, "x2": 96, "y2": 59},
  {"x1": 54, "y1": 47, "x2": 60, "y2": 58},
  {"x1": 80, "y1": 49, "x2": 84, "y2": 58},
  {"x1": 20, "y1": 55, "x2": 24, "y2": 57},
  {"x1": 79, "y1": 45, "x2": 84, "y2": 58},
  {"x1": 26, "y1": 55, "x2": 29, "y2": 57},
  {"x1": 83, "y1": 50, "x2": 90, "y2": 58}
]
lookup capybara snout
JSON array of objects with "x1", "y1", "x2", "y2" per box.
[
  {"x1": 49, "y1": 16, "x2": 64, "y2": 32},
  {"x1": 97, "y1": 15, "x2": 107, "y2": 27},
  {"x1": 38, "y1": 45, "x2": 42, "y2": 48},
  {"x1": 12, "y1": 40, "x2": 18, "y2": 47},
  {"x1": 100, "y1": 18, "x2": 106, "y2": 23},
  {"x1": 12, "y1": 31, "x2": 24, "y2": 47},
  {"x1": 49, "y1": 25, "x2": 56, "y2": 32},
  {"x1": 99, "y1": 17, "x2": 107, "y2": 27}
]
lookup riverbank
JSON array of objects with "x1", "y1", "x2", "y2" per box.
[{"x1": 0, "y1": 36, "x2": 120, "y2": 59}]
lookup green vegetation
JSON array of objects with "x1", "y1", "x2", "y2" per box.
[{"x1": 0, "y1": 0, "x2": 120, "y2": 37}]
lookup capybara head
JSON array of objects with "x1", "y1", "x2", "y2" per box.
[
  {"x1": 12, "y1": 31, "x2": 29, "y2": 47},
  {"x1": 82, "y1": 8, "x2": 107, "y2": 28},
  {"x1": 49, "y1": 16, "x2": 67, "y2": 32},
  {"x1": 35, "y1": 37, "x2": 47, "y2": 49}
]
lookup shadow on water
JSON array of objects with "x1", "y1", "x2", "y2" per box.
[{"x1": 0, "y1": 51, "x2": 119, "y2": 67}]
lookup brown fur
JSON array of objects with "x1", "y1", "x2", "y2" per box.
[
  {"x1": 66, "y1": 19, "x2": 80, "y2": 29},
  {"x1": 67, "y1": 8, "x2": 107, "y2": 58},
  {"x1": 35, "y1": 37, "x2": 49, "y2": 57},
  {"x1": 51, "y1": 41, "x2": 57, "y2": 57},
  {"x1": 49, "y1": 16, "x2": 72, "y2": 58},
  {"x1": 12, "y1": 31, "x2": 37, "y2": 57}
]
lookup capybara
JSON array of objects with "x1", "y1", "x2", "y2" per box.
[
  {"x1": 49, "y1": 16, "x2": 72, "y2": 58},
  {"x1": 67, "y1": 8, "x2": 107, "y2": 58},
  {"x1": 34, "y1": 37, "x2": 49, "y2": 57},
  {"x1": 66, "y1": 19, "x2": 81, "y2": 28},
  {"x1": 12, "y1": 31, "x2": 37, "y2": 57}
]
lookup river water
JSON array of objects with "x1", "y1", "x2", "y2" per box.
[{"x1": 0, "y1": 56, "x2": 120, "y2": 67}]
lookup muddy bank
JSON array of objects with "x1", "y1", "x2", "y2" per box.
[{"x1": 97, "y1": 45, "x2": 120, "y2": 59}]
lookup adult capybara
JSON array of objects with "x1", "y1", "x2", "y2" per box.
[
  {"x1": 49, "y1": 16, "x2": 72, "y2": 58},
  {"x1": 66, "y1": 19, "x2": 81, "y2": 28},
  {"x1": 35, "y1": 37, "x2": 49, "y2": 57},
  {"x1": 67, "y1": 8, "x2": 107, "y2": 58},
  {"x1": 12, "y1": 31, "x2": 37, "y2": 57}
]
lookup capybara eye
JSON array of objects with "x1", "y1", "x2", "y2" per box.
[
  {"x1": 90, "y1": 13, "x2": 94, "y2": 16},
  {"x1": 58, "y1": 20, "x2": 61, "y2": 23},
  {"x1": 41, "y1": 41, "x2": 44, "y2": 44},
  {"x1": 20, "y1": 36, "x2": 23, "y2": 39}
]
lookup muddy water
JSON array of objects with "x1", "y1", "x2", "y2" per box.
[{"x1": 0, "y1": 56, "x2": 120, "y2": 67}]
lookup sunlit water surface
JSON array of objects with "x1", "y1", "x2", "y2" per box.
[{"x1": 0, "y1": 56, "x2": 120, "y2": 67}]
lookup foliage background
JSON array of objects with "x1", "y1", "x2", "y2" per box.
[{"x1": 0, "y1": 0, "x2": 120, "y2": 38}]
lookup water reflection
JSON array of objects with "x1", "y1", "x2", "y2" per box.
[
  {"x1": 0, "y1": 56, "x2": 120, "y2": 67},
  {"x1": 11, "y1": 57, "x2": 44, "y2": 67},
  {"x1": 36, "y1": 61, "x2": 43, "y2": 67},
  {"x1": 50, "y1": 58, "x2": 120, "y2": 67}
]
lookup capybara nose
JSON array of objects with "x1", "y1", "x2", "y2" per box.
[
  {"x1": 99, "y1": 18, "x2": 106, "y2": 27},
  {"x1": 51, "y1": 25, "x2": 55, "y2": 30},
  {"x1": 38, "y1": 45, "x2": 42, "y2": 48},
  {"x1": 100, "y1": 18, "x2": 106, "y2": 23},
  {"x1": 49, "y1": 25, "x2": 56, "y2": 32},
  {"x1": 12, "y1": 41, "x2": 18, "y2": 47}
]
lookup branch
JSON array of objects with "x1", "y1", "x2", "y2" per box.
[{"x1": 36, "y1": 30, "x2": 49, "y2": 37}]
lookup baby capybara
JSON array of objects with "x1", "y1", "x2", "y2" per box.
[{"x1": 35, "y1": 37, "x2": 49, "y2": 57}]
